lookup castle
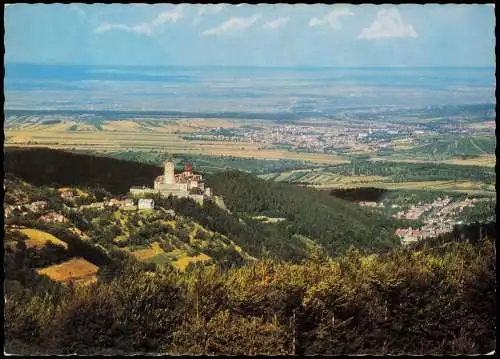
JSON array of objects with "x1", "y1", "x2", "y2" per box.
[{"x1": 130, "y1": 160, "x2": 212, "y2": 203}]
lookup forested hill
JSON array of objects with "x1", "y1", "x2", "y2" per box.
[
  {"x1": 205, "y1": 171, "x2": 400, "y2": 255},
  {"x1": 4, "y1": 147, "x2": 402, "y2": 257},
  {"x1": 4, "y1": 147, "x2": 161, "y2": 194}
]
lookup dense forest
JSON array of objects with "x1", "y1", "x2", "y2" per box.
[
  {"x1": 4, "y1": 147, "x2": 161, "y2": 194},
  {"x1": 327, "y1": 187, "x2": 391, "y2": 202},
  {"x1": 4, "y1": 223, "x2": 496, "y2": 355},
  {"x1": 204, "y1": 171, "x2": 401, "y2": 256}
]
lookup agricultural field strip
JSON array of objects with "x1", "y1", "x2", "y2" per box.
[
  {"x1": 309, "y1": 180, "x2": 490, "y2": 192},
  {"x1": 19, "y1": 228, "x2": 69, "y2": 249},
  {"x1": 36, "y1": 258, "x2": 99, "y2": 282}
]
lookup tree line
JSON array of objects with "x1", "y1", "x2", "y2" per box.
[{"x1": 4, "y1": 224, "x2": 496, "y2": 355}]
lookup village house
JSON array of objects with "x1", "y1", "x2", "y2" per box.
[
  {"x1": 40, "y1": 212, "x2": 67, "y2": 223},
  {"x1": 164, "y1": 209, "x2": 176, "y2": 217},
  {"x1": 60, "y1": 191, "x2": 75, "y2": 200},
  {"x1": 138, "y1": 198, "x2": 154, "y2": 210},
  {"x1": 359, "y1": 201, "x2": 378, "y2": 208},
  {"x1": 106, "y1": 198, "x2": 121, "y2": 207},
  {"x1": 106, "y1": 198, "x2": 134, "y2": 208},
  {"x1": 80, "y1": 202, "x2": 105, "y2": 210},
  {"x1": 28, "y1": 201, "x2": 48, "y2": 212},
  {"x1": 124, "y1": 198, "x2": 134, "y2": 207}
]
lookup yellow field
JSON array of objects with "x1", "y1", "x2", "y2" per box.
[
  {"x1": 36, "y1": 258, "x2": 98, "y2": 285},
  {"x1": 311, "y1": 180, "x2": 490, "y2": 192},
  {"x1": 5, "y1": 123, "x2": 349, "y2": 165},
  {"x1": 371, "y1": 156, "x2": 496, "y2": 167},
  {"x1": 130, "y1": 241, "x2": 164, "y2": 261},
  {"x1": 308, "y1": 175, "x2": 387, "y2": 188},
  {"x1": 441, "y1": 155, "x2": 496, "y2": 167},
  {"x1": 173, "y1": 253, "x2": 211, "y2": 271},
  {"x1": 19, "y1": 228, "x2": 68, "y2": 249},
  {"x1": 130, "y1": 241, "x2": 213, "y2": 270}
]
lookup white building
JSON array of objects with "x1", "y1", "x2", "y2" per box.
[{"x1": 138, "y1": 198, "x2": 154, "y2": 210}]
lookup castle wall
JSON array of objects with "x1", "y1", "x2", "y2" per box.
[
  {"x1": 160, "y1": 189, "x2": 189, "y2": 198},
  {"x1": 130, "y1": 187, "x2": 157, "y2": 197}
]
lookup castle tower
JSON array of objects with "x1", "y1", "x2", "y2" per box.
[
  {"x1": 183, "y1": 163, "x2": 193, "y2": 174},
  {"x1": 164, "y1": 160, "x2": 175, "y2": 184}
]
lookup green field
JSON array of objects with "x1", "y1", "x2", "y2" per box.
[
  {"x1": 259, "y1": 159, "x2": 495, "y2": 195},
  {"x1": 398, "y1": 135, "x2": 495, "y2": 160}
]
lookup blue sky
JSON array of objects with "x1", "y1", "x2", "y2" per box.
[{"x1": 4, "y1": 4, "x2": 496, "y2": 67}]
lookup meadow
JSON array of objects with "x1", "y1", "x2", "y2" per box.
[
  {"x1": 36, "y1": 258, "x2": 99, "y2": 285},
  {"x1": 19, "y1": 228, "x2": 69, "y2": 250}
]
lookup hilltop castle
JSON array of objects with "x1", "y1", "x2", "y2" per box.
[{"x1": 130, "y1": 160, "x2": 212, "y2": 203}]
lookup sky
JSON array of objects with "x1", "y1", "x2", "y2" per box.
[{"x1": 4, "y1": 4, "x2": 496, "y2": 67}]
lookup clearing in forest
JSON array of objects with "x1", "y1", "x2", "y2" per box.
[
  {"x1": 36, "y1": 258, "x2": 98, "y2": 285},
  {"x1": 19, "y1": 228, "x2": 69, "y2": 249}
]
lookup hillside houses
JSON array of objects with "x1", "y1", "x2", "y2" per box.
[
  {"x1": 27, "y1": 201, "x2": 48, "y2": 212},
  {"x1": 39, "y1": 212, "x2": 67, "y2": 223},
  {"x1": 392, "y1": 196, "x2": 481, "y2": 245},
  {"x1": 392, "y1": 196, "x2": 476, "y2": 221},
  {"x1": 107, "y1": 198, "x2": 134, "y2": 208}
]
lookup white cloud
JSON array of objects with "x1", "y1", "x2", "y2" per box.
[
  {"x1": 263, "y1": 17, "x2": 289, "y2": 30},
  {"x1": 94, "y1": 5, "x2": 184, "y2": 36},
  {"x1": 131, "y1": 23, "x2": 155, "y2": 36},
  {"x1": 309, "y1": 8, "x2": 354, "y2": 30},
  {"x1": 194, "y1": 4, "x2": 227, "y2": 23},
  {"x1": 358, "y1": 7, "x2": 418, "y2": 39},
  {"x1": 202, "y1": 14, "x2": 261, "y2": 36},
  {"x1": 152, "y1": 5, "x2": 185, "y2": 25},
  {"x1": 95, "y1": 22, "x2": 153, "y2": 36}
]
